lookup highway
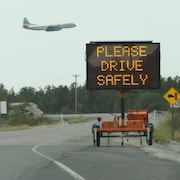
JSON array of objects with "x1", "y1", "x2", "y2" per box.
[{"x1": 0, "y1": 115, "x2": 179, "y2": 180}]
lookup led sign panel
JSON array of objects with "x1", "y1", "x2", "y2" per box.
[{"x1": 86, "y1": 41, "x2": 160, "y2": 90}]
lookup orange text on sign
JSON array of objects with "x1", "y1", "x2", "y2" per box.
[
  {"x1": 96, "y1": 45, "x2": 147, "y2": 58},
  {"x1": 101, "y1": 60, "x2": 144, "y2": 72}
]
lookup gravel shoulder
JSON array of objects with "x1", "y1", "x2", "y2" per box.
[
  {"x1": 141, "y1": 140, "x2": 180, "y2": 163},
  {"x1": 110, "y1": 111, "x2": 180, "y2": 163},
  {"x1": 145, "y1": 111, "x2": 180, "y2": 163}
]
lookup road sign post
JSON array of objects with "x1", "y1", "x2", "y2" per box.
[
  {"x1": 171, "y1": 106, "x2": 175, "y2": 140},
  {"x1": 163, "y1": 87, "x2": 180, "y2": 140}
]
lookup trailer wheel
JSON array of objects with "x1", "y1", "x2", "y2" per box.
[
  {"x1": 148, "y1": 131, "x2": 153, "y2": 145},
  {"x1": 92, "y1": 125, "x2": 97, "y2": 146},
  {"x1": 121, "y1": 141, "x2": 124, "y2": 146},
  {"x1": 93, "y1": 132, "x2": 96, "y2": 146},
  {"x1": 146, "y1": 123, "x2": 154, "y2": 146},
  {"x1": 96, "y1": 131, "x2": 101, "y2": 147}
]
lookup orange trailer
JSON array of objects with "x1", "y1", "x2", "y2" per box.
[{"x1": 92, "y1": 110, "x2": 154, "y2": 146}]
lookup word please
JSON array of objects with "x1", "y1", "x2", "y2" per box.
[{"x1": 96, "y1": 45, "x2": 147, "y2": 57}]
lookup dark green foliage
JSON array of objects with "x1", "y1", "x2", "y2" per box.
[
  {"x1": 131, "y1": 92, "x2": 168, "y2": 112},
  {"x1": 0, "y1": 84, "x2": 8, "y2": 100},
  {"x1": 9, "y1": 105, "x2": 50, "y2": 126},
  {"x1": 1, "y1": 75, "x2": 180, "y2": 114},
  {"x1": 154, "y1": 112, "x2": 180, "y2": 143},
  {"x1": 167, "y1": 112, "x2": 180, "y2": 130}
]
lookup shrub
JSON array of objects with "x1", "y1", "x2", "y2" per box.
[
  {"x1": 154, "y1": 112, "x2": 180, "y2": 143},
  {"x1": 9, "y1": 109, "x2": 50, "y2": 126}
]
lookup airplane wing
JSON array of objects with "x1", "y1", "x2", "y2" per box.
[{"x1": 45, "y1": 25, "x2": 62, "y2": 31}]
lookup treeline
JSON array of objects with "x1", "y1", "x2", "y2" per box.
[{"x1": 0, "y1": 76, "x2": 180, "y2": 114}]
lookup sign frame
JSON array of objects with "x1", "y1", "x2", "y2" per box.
[{"x1": 86, "y1": 41, "x2": 160, "y2": 90}]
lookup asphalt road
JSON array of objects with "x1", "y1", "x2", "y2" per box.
[{"x1": 0, "y1": 114, "x2": 179, "y2": 180}]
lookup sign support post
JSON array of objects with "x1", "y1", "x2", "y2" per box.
[
  {"x1": 171, "y1": 106, "x2": 174, "y2": 140},
  {"x1": 120, "y1": 91, "x2": 125, "y2": 127},
  {"x1": 163, "y1": 87, "x2": 180, "y2": 140}
]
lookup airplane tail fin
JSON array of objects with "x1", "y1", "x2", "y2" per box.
[{"x1": 23, "y1": 17, "x2": 31, "y2": 26}]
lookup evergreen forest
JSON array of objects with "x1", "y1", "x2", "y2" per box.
[{"x1": 0, "y1": 76, "x2": 179, "y2": 114}]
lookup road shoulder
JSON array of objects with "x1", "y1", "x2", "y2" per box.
[{"x1": 141, "y1": 140, "x2": 180, "y2": 163}]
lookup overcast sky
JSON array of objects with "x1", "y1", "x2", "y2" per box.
[{"x1": 0, "y1": 0, "x2": 179, "y2": 92}]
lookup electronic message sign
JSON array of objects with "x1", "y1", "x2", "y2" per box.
[{"x1": 86, "y1": 41, "x2": 160, "y2": 90}]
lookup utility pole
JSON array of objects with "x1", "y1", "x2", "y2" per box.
[{"x1": 72, "y1": 74, "x2": 80, "y2": 114}]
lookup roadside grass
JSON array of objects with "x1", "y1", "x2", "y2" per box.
[
  {"x1": 175, "y1": 131, "x2": 180, "y2": 142},
  {"x1": 0, "y1": 117, "x2": 93, "y2": 131},
  {"x1": 154, "y1": 120, "x2": 171, "y2": 144},
  {"x1": 0, "y1": 125, "x2": 30, "y2": 131},
  {"x1": 65, "y1": 117, "x2": 93, "y2": 124},
  {"x1": 154, "y1": 112, "x2": 180, "y2": 144}
]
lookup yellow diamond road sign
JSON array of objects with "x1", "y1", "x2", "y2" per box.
[{"x1": 163, "y1": 87, "x2": 180, "y2": 105}]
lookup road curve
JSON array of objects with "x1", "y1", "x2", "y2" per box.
[{"x1": 0, "y1": 115, "x2": 179, "y2": 180}]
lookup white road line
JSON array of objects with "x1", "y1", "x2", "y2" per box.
[{"x1": 32, "y1": 144, "x2": 85, "y2": 180}]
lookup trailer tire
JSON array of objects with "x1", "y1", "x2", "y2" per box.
[
  {"x1": 146, "y1": 123, "x2": 154, "y2": 132},
  {"x1": 97, "y1": 131, "x2": 101, "y2": 147},
  {"x1": 148, "y1": 131, "x2": 153, "y2": 145},
  {"x1": 93, "y1": 132, "x2": 96, "y2": 146},
  {"x1": 146, "y1": 123, "x2": 154, "y2": 146}
]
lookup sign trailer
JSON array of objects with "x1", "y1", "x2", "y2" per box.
[{"x1": 86, "y1": 41, "x2": 161, "y2": 146}]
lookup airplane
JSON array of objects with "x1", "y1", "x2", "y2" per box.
[{"x1": 23, "y1": 17, "x2": 76, "y2": 32}]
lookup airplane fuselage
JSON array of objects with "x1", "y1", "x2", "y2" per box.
[
  {"x1": 23, "y1": 18, "x2": 76, "y2": 32},
  {"x1": 24, "y1": 23, "x2": 76, "y2": 31},
  {"x1": 23, "y1": 24, "x2": 48, "y2": 31}
]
